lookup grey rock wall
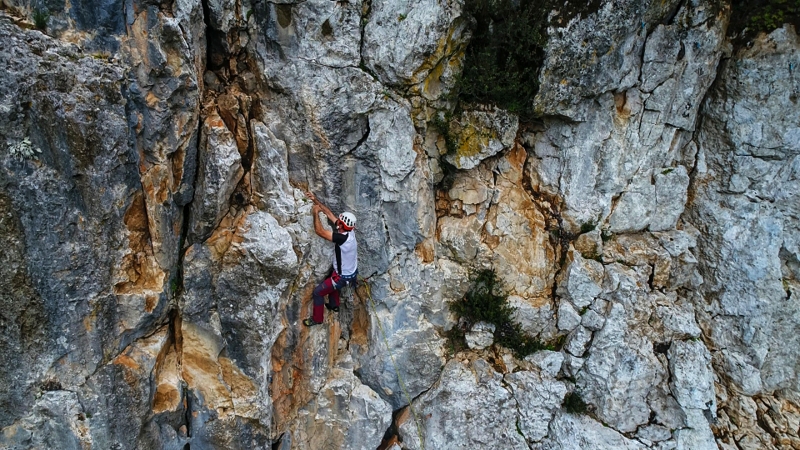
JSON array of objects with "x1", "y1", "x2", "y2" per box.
[
  {"x1": 0, "y1": 16, "x2": 172, "y2": 448},
  {"x1": 688, "y1": 24, "x2": 800, "y2": 449},
  {"x1": 1, "y1": 0, "x2": 800, "y2": 448}
]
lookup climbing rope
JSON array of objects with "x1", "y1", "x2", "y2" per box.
[{"x1": 356, "y1": 276, "x2": 427, "y2": 450}]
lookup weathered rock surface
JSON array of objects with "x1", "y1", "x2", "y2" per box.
[
  {"x1": 362, "y1": 0, "x2": 468, "y2": 89},
  {"x1": 541, "y1": 412, "x2": 646, "y2": 450},
  {"x1": 288, "y1": 354, "x2": 392, "y2": 450},
  {"x1": 506, "y1": 369, "x2": 568, "y2": 443},
  {"x1": 529, "y1": 0, "x2": 727, "y2": 233},
  {"x1": 687, "y1": 24, "x2": 800, "y2": 448},
  {"x1": 2, "y1": 0, "x2": 800, "y2": 448},
  {"x1": 354, "y1": 272, "x2": 447, "y2": 409},
  {"x1": 0, "y1": 17, "x2": 173, "y2": 448},
  {"x1": 397, "y1": 359, "x2": 529, "y2": 449}
]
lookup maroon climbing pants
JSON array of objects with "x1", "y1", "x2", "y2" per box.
[{"x1": 311, "y1": 275, "x2": 340, "y2": 323}]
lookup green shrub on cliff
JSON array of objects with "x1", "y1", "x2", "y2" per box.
[
  {"x1": 455, "y1": 0, "x2": 602, "y2": 119},
  {"x1": 32, "y1": 8, "x2": 49, "y2": 31},
  {"x1": 563, "y1": 391, "x2": 588, "y2": 414},
  {"x1": 730, "y1": 0, "x2": 800, "y2": 43},
  {"x1": 451, "y1": 269, "x2": 513, "y2": 326},
  {"x1": 448, "y1": 269, "x2": 552, "y2": 358}
]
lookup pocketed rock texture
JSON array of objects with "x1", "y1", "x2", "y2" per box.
[{"x1": 1, "y1": 0, "x2": 799, "y2": 448}]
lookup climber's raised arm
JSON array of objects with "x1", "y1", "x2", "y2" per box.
[
  {"x1": 311, "y1": 203, "x2": 333, "y2": 241},
  {"x1": 306, "y1": 191, "x2": 337, "y2": 224}
]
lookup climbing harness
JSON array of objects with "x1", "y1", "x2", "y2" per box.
[
  {"x1": 355, "y1": 276, "x2": 427, "y2": 450},
  {"x1": 333, "y1": 270, "x2": 358, "y2": 289}
]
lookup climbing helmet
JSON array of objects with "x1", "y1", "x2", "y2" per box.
[{"x1": 338, "y1": 212, "x2": 356, "y2": 231}]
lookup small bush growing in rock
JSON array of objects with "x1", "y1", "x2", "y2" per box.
[
  {"x1": 730, "y1": 0, "x2": 800, "y2": 43},
  {"x1": 448, "y1": 269, "x2": 552, "y2": 358},
  {"x1": 32, "y1": 8, "x2": 49, "y2": 30},
  {"x1": 443, "y1": 326, "x2": 468, "y2": 356},
  {"x1": 41, "y1": 379, "x2": 62, "y2": 391},
  {"x1": 451, "y1": 269, "x2": 513, "y2": 325},
  {"x1": 563, "y1": 391, "x2": 587, "y2": 414},
  {"x1": 455, "y1": 0, "x2": 602, "y2": 119},
  {"x1": 429, "y1": 111, "x2": 462, "y2": 191}
]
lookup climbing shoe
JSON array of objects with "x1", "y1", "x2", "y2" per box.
[
  {"x1": 303, "y1": 318, "x2": 321, "y2": 327},
  {"x1": 325, "y1": 303, "x2": 339, "y2": 312}
]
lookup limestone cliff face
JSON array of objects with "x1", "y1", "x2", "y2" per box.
[{"x1": 0, "y1": 0, "x2": 798, "y2": 449}]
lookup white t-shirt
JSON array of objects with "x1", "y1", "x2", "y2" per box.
[{"x1": 331, "y1": 231, "x2": 357, "y2": 276}]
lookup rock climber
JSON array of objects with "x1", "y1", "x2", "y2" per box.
[{"x1": 303, "y1": 191, "x2": 358, "y2": 326}]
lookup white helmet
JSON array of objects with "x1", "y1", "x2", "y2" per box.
[{"x1": 338, "y1": 212, "x2": 356, "y2": 231}]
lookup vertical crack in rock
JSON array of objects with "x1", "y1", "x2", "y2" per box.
[
  {"x1": 377, "y1": 407, "x2": 406, "y2": 449},
  {"x1": 357, "y1": 0, "x2": 380, "y2": 81},
  {"x1": 522, "y1": 155, "x2": 567, "y2": 307},
  {"x1": 663, "y1": 0, "x2": 685, "y2": 26},
  {"x1": 132, "y1": 0, "x2": 207, "y2": 441},
  {"x1": 192, "y1": 0, "x2": 263, "y2": 243},
  {"x1": 348, "y1": 118, "x2": 371, "y2": 154},
  {"x1": 358, "y1": 0, "x2": 372, "y2": 68},
  {"x1": 183, "y1": 382, "x2": 193, "y2": 439},
  {"x1": 177, "y1": 1, "x2": 285, "y2": 445},
  {"x1": 502, "y1": 378, "x2": 532, "y2": 447},
  {"x1": 379, "y1": 385, "x2": 435, "y2": 450}
]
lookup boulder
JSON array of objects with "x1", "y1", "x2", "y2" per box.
[
  {"x1": 362, "y1": 0, "x2": 467, "y2": 89},
  {"x1": 189, "y1": 112, "x2": 244, "y2": 242},
  {"x1": 465, "y1": 322, "x2": 495, "y2": 350},
  {"x1": 444, "y1": 107, "x2": 518, "y2": 170}
]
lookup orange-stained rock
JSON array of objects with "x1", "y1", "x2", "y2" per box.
[
  {"x1": 114, "y1": 354, "x2": 140, "y2": 372},
  {"x1": 235, "y1": 113, "x2": 249, "y2": 154},
  {"x1": 179, "y1": 322, "x2": 259, "y2": 419},
  {"x1": 180, "y1": 322, "x2": 234, "y2": 415},
  {"x1": 114, "y1": 191, "x2": 166, "y2": 297},
  {"x1": 602, "y1": 233, "x2": 671, "y2": 289},
  {"x1": 485, "y1": 146, "x2": 557, "y2": 298},
  {"x1": 203, "y1": 206, "x2": 252, "y2": 262},
  {"x1": 270, "y1": 282, "x2": 320, "y2": 432},
  {"x1": 113, "y1": 327, "x2": 170, "y2": 390},
  {"x1": 219, "y1": 356, "x2": 259, "y2": 418},
  {"x1": 152, "y1": 344, "x2": 182, "y2": 414},
  {"x1": 217, "y1": 92, "x2": 240, "y2": 133},
  {"x1": 349, "y1": 288, "x2": 371, "y2": 349}
]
